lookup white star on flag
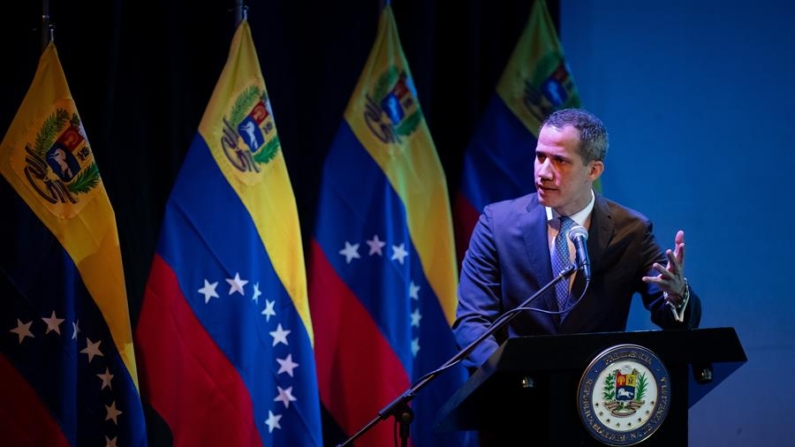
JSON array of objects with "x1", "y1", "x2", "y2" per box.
[
  {"x1": 226, "y1": 272, "x2": 249, "y2": 295},
  {"x1": 198, "y1": 279, "x2": 220, "y2": 303},
  {"x1": 411, "y1": 337, "x2": 420, "y2": 357},
  {"x1": 274, "y1": 386, "x2": 297, "y2": 409},
  {"x1": 410, "y1": 308, "x2": 422, "y2": 327},
  {"x1": 262, "y1": 299, "x2": 277, "y2": 322},
  {"x1": 366, "y1": 234, "x2": 386, "y2": 256},
  {"x1": 105, "y1": 400, "x2": 123, "y2": 425},
  {"x1": 269, "y1": 324, "x2": 290, "y2": 346},
  {"x1": 105, "y1": 436, "x2": 118, "y2": 447},
  {"x1": 409, "y1": 281, "x2": 420, "y2": 300},
  {"x1": 339, "y1": 241, "x2": 361, "y2": 263},
  {"x1": 276, "y1": 354, "x2": 299, "y2": 377},
  {"x1": 42, "y1": 311, "x2": 65, "y2": 335},
  {"x1": 391, "y1": 243, "x2": 408, "y2": 264},
  {"x1": 265, "y1": 410, "x2": 282, "y2": 433},
  {"x1": 252, "y1": 282, "x2": 262, "y2": 303},
  {"x1": 9, "y1": 319, "x2": 34, "y2": 344},
  {"x1": 72, "y1": 320, "x2": 81, "y2": 340},
  {"x1": 81, "y1": 338, "x2": 104, "y2": 363},
  {"x1": 97, "y1": 367, "x2": 114, "y2": 390}
]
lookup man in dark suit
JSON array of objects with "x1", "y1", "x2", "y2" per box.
[{"x1": 452, "y1": 108, "x2": 701, "y2": 369}]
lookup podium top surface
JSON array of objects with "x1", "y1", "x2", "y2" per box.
[{"x1": 482, "y1": 326, "x2": 746, "y2": 374}]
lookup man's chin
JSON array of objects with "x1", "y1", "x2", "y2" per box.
[{"x1": 537, "y1": 189, "x2": 554, "y2": 206}]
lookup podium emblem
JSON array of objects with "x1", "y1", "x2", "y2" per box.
[{"x1": 577, "y1": 344, "x2": 671, "y2": 446}]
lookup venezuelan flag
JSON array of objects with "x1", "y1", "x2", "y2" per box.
[
  {"x1": 134, "y1": 20, "x2": 322, "y2": 447},
  {"x1": 453, "y1": 0, "x2": 584, "y2": 262},
  {"x1": 308, "y1": 6, "x2": 473, "y2": 447},
  {"x1": 0, "y1": 42, "x2": 147, "y2": 447}
]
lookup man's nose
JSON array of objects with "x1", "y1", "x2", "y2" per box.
[{"x1": 537, "y1": 159, "x2": 553, "y2": 179}]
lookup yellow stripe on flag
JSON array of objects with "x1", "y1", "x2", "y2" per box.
[
  {"x1": 496, "y1": 0, "x2": 582, "y2": 135},
  {"x1": 343, "y1": 7, "x2": 459, "y2": 325},
  {"x1": 197, "y1": 21, "x2": 314, "y2": 344},
  {"x1": 0, "y1": 43, "x2": 140, "y2": 388}
]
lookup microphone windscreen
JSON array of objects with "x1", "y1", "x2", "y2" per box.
[{"x1": 568, "y1": 225, "x2": 589, "y2": 241}]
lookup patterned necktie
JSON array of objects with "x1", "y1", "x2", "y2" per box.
[{"x1": 552, "y1": 216, "x2": 575, "y2": 311}]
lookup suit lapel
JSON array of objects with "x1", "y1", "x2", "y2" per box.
[
  {"x1": 563, "y1": 193, "x2": 614, "y2": 329},
  {"x1": 586, "y1": 193, "x2": 614, "y2": 273},
  {"x1": 520, "y1": 195, "x2": 560, "y2": 317}
]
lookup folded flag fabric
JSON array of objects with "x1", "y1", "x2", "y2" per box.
[
  {"x1": 308, "y1": 6, "x2": 474, "y2": 447},
  {"x1": 134, "y1": 20, "x2": 322, "y2": 447},
  {"x1": 0, "y1": 42, "x2": 148, "y2": 447}
]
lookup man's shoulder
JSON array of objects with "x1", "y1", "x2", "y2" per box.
[
  {"x1": 484, "y1": 192, "x2": 539, "y2": 209},
  {"x1": 483, "y1": 192, "x2": 539, "y2": 215},
  {"x1": 598, "y1": 194, "x2": 652, "y2": 226}
]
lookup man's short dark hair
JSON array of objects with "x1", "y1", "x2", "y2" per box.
[{"x1": 542, "y1": 108, "x2": 608, "y2": 163}]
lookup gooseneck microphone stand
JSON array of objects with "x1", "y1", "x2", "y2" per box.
[{"x1": 336, "y1": 263, "x2": 579, "y2": 447}]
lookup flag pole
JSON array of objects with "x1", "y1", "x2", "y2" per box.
[
  {"x1": 234, "y1": 0, "x2": 246, "y2": 26},
  {"x1": 41, "y1": 0, "x2": 52, "y2": 49}
]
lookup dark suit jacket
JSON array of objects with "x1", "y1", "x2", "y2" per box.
[{"x1": 452, "y1": 192, "x2": 702, "y2": 368}]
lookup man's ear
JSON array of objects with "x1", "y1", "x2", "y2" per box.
[{"x1": 589, "y1": 160, "x2": 605, "y2": 181}]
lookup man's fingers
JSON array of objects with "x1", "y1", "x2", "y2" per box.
[
  {"x1": 674, "y1": 230, "x2": 686, "y2": 269},
  {"x1": 664, "y1": 249, "x2": 680, "y2": 274},
  {"x1": 677, "y1": 242, "x2": 686, "y2": 268},
  {"x1": 653, "y1": 262, "x2": 675, "y2": 278}
]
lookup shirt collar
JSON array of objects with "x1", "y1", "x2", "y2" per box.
[{"x1": 545, "y1": 189, "x2": 595, "y2": 228}]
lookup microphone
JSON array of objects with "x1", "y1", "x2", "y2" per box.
[{"x1": 567, "y1": 225, "x2": 591, "y2": 281}]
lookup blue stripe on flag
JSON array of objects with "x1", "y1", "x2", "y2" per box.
[
  {"x1": 460, "y1": 94, "x2": 540, "y2": 213},
  {"x1": 314, "y1": 122, "x2": 456, "y2": 373},
  {"x1": 0, "y1": 184, "x2": 146, "y2": 447},
  {"x1": 155, "y1": 135, "x2": 321, "y2": 446}
]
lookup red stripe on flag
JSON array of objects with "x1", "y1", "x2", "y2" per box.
[
  {"x1": 309, "y1": 240, "x2": 410, "y2": 447},
  {"x1": 0, "y1": 354, "x2": 70, "y2": 447},
  {"x1": 135, "y1": 255, "x2": 263, "y2": 447},
  {"x1": 453, "y1": 191, "x2": 480, "y2": 267}
]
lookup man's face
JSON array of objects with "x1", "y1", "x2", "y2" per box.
[{"x1": 534, "y1": 124, "x2": 603, "y2": 216}]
